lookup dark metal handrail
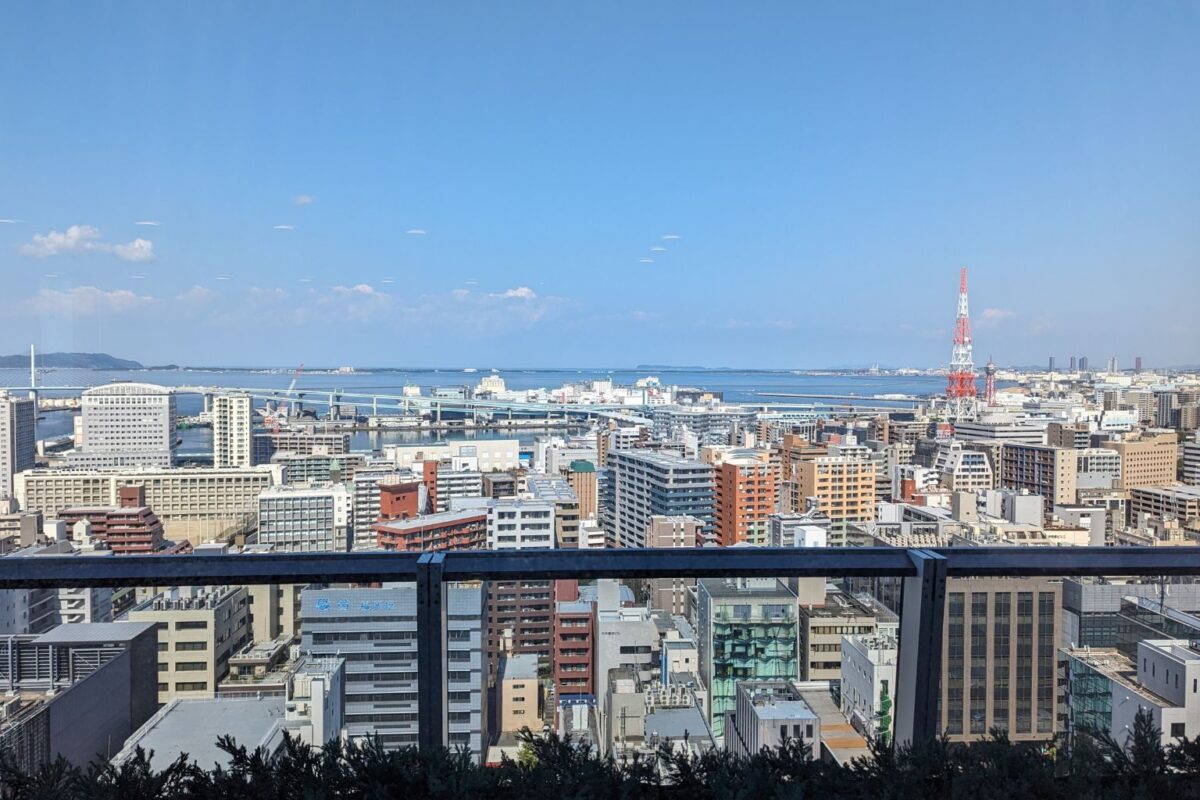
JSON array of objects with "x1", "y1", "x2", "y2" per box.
[{"x1": 5, "y1": 545, "x2": 1200, "y2": 752}]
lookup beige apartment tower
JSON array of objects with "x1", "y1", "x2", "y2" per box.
[{"x1": 797, "y1": 456, "x2": 875, "y2": 545}]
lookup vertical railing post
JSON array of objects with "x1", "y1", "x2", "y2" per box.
[
  {"x1": 416, "y1": 551, "x2": 446, "y2": 751},
  {"x1": 895, "y1": 548, "x2": 947, "y2": 745}
]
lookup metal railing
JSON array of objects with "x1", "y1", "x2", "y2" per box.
[{"x1": 5, "y1": 546, "x2": 1200, "y2": 750}]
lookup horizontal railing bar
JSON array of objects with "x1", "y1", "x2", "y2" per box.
[
  {"x1": 435, "y1": 547, "x2": 919, "y2": 580},
  {"x1": 0, "y1": 552, "x2": 422, "y2": 588},
  {"x1": 3, "y1": 546, "x2": 1200, "y2": 588},
  {"x1": 936, "y1": 546, "x2": 1200, "y2": 577}
]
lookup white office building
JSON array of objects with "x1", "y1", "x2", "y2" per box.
[
  {"x1": 258, "y1": 484, "x2": 352, "y2": 552},
  {"x1": 487, "y1": 497, "x2": 555, "y2": 550},
  {"x1": 212, "y1": 394, "x2": 253, "y2": 469},
  {"x1": 71, "y1": 383, "x2": 176, "y2": 468},
  {"x1": 840, "y1": 634, "x2": 897, "y2": 743},
  {"x1": 385, "y1": 439, "x2": 520, "y2": 472}
]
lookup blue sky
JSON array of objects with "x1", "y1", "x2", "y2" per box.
[{"x1": 1, "y1": 2, "x2": 1197, "y2": 368}]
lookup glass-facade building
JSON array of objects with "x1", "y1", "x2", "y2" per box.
[{"x1": 697, "y1": 578, "x2": 799, "y2": 738}]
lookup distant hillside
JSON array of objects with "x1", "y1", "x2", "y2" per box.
[{"x1": 0, "y1": 352, "x2": 144, "y2": 369}]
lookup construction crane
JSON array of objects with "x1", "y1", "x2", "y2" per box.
[{"x1": 261, "y1": 363, "x2": 304, "y2": 431}]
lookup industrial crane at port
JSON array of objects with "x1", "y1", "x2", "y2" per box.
[{"x1": 259, "y1": 363, "x2": 304, "y2": 430}]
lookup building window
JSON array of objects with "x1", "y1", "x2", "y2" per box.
[{"x1": 1171, "y1": 723, "x2": 1186, "y2": 738}]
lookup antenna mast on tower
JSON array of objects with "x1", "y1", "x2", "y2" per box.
[{"x1": 945, "y1": 268, "x2": 977, "y2": 421}]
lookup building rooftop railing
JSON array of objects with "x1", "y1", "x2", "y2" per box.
[{"x1": 4, "y1": 545, "x2": 1200, "y2": 752}]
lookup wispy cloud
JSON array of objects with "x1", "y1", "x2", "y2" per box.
[
  {"x1": 21, "y1": 285, "x2": 155, "y2": 316},
  {"x1": 979, "y1": 307, "x2": 1017, "y2": 324},
  {"x1": 406, "y1": 228, "x2": 427, "y2": 236},
  {"x1": 215, "y1": 275, "x2": 232, "y2": 281},
  {"x1": 661, "y1": 234, "x2": 681, "y2": 240},
  {"x1": 273, "y1": 224, "x2": 296, "y2": 231},
  {"x1": 0, "y1": 219, "x2": 20, "y2": 224},
  {"x1": 134, "y1": 220, "x2": 161, "y2": 227},
  {"x1": 650, "y1": 246, "x2": 667, "y2": 252},
  {"x1": 19, "y1": 225, "x2": 155, "y2": 262},
  {"x1": 292, "y1": 194, "x2": 316, "y2": 206}
]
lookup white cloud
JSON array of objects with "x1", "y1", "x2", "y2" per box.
[
  {"x1": 176, "y1": 285, "x2": 216, "y2": 303},
  {"x1": 20, "y1": 225, "x2": 156, "y2": 262},
  {"x1": 134, "y1": 220, "x2": 161, "y2": 226},
  {"x1": 215, "y1": 275, "x2": 232, "y2": 281},
  {"x1": 661, "y1": 234, "x2": 681, "y2": 240},
  {"x1": 0, "y1": 219, "x2": 19, "y2": 224},
  {"x1": 292, "y1": 194, "x2": 316, "y2": 206},
  {"x1": 406, "y1": 228, "x2": 427, "y2": 235},
  {"x1": 20, "y1": 225, "x2": 103, "y2": 257},
  {"x1": 640, "y1": 258, "x2": 654, "y2": 264},
  {"x1": 24, "y1": 285, "x2": 155, "y2": 316},
  {"x1": 112, "y1": 238, "x2": 155, "y2": 262},
  {"x1": 650, "y1": 246, "x2": 667, "y2": 252},
  {"x1": 492, "y1": 286, "x2": 536, "y2": 299},
  {"x1": 298, "y1": 277, "x2": 313, "y2": 283},
  {"x1": 273, "y1": 224, "x2": 296, "y2": 231}
]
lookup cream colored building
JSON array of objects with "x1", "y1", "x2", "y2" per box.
[
  {"x1": 15, "y1": 465, "x2": 279, "y2": 542},
  {"x1": 1102, "y1": 431, "x2": 1178, "y2": 490},
  {"x1": 497, "y1": 653, "x2": 540, "y2": 734},
  {"x1": 128, "y1": 585, "x2": 252, "y2": 705},
  {"x1": 797, "y1": 456, "x2": 875, "y2": 545}
]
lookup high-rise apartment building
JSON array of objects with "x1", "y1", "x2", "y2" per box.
[
  {"x1": 211, "y1": 393, "x2": 253, "y2": 469},
  {"x1": 776, "y1": 435, "x2": 828, "y2": 513},
  {"x1": 797, "y1": 456, "x2": 876, "y2": 545},
  {"x1": 566, "y1": 459, "x2": 598, "y2": 519},
  {"x1": 714, "y1": 455, "x2": 777, "y2": 546},
  {"x1": 999, "y1": 443, "x2": 1078, "y2": 506},
  {"x1": 605, "y1": 450, "x2": 713, "y2": 548},
  {"x1": 127, "y1": 585, "x2": 252, "y2": 705},
  {"x1": 0, "y1": 391, "x2": 35, "y2": 500},
  {"x1": 1101, "y1": 431, "x2": 1178, "y2": 490},
  {"x1": 941, "y1": 578, "x2": 1061, "y2": 743},
  {"x1": 300, "y1": 584, "x2": 485, "y2": 759},
  {"x1": 257, "y1": 484, "x2": 352, "y2": 552},
  {"x1": 72, "y1": 383, "x2": 176, "y2": 468},
  {"x1": 526, "y1": 476, "x2": 581, "y2": 548},
  {"x1": 645, "y1": 515, "x2": 702, "y2": 615}
]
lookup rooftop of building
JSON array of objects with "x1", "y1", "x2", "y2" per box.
[
  {"x1": 794, "y1": 683, "x2": 872, "y2": 766},
  {"x1": 373, "y1": 508, "x2": 488, "y2": 531},
  {"x1": 801, "y1": 589, "x2": 878, "y2": 620},
  {"x1": 610, "y1": 449, "x2": 710, "y2": 470},
  {"x1": 499, "y1": 653, "x2": 539, "y2": 681},
  {"x1": 114, "y1": 695, "x2": 286, "y2": 768},
  {"x1": 700, "y1": 577, "x2": 796, "y2": 601},
  {"x1": 32, "y1": 621, "x2": 155, "y2": 645}
]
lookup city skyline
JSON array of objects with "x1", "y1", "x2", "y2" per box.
[{"x1": 2, "y1": 3, "x2": 1198, "y2": 367}]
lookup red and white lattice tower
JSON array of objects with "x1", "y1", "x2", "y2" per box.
[{"x1": 945, "y1": 267, "x2": 977, "y2": 420}]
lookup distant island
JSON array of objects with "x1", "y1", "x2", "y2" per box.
[{"x1": 0, "y1": 352, "x2": 145, "y2": 369}]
